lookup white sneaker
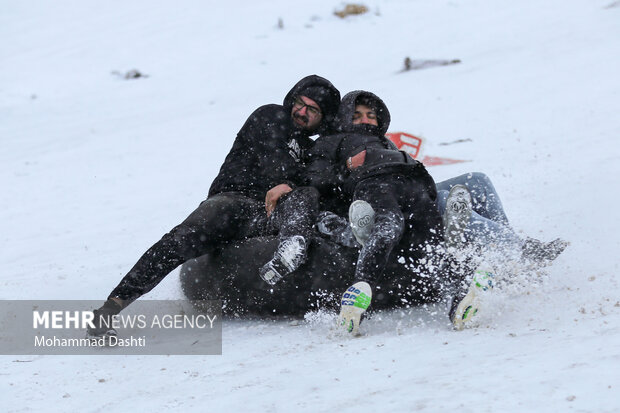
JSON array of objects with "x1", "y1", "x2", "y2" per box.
[
  {"x1": 449, "y1": 267, "x2": 494, "y2": 330},
  {"x1": 443, "y1": 185, "x2": 472, "y2": 249},
  {"x1": 349, "y1": 200, "x2": 375, "y2": 247},
  {"x1": 338, "y1": 281, "x2": 372, "y2": 335},
  {"x1": 259, "y1": 235, "x2": 307, "y2": 285}
]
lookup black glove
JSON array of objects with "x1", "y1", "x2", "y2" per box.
[
  {"x1": 87, "y1": 299, "x2": 122, "y2": 337},
  {"x1": 521, "y1": 237, "x2": 569, "y2": 262},
  {"x1": 316, "y1": 211, "x2": 359, "y2": 248}
]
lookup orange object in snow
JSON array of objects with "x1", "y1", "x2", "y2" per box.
[{"x1": 386, "y1": 132, "x2": 467, "y2": 167}]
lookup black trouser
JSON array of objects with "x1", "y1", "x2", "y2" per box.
[
  {"x1": 109, "y1": 188, "x2": 319, "y2": 304},
  {"x1": 269, "y1": 186, "x2": 320, "y2": 240},
  {"x1": 352, "y1": 174, "x2": 443, "y2": 286}
]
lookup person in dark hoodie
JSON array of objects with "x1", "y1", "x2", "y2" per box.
[
  {"x1": 310, "y1": 91, "x2": 568, "y2": 333},
  {"x1": 304, "y1": 90, "x2": 446, "y2": 334},
  {"x1": 87, "y1": 75, "x2": 340, "y2": 338}
]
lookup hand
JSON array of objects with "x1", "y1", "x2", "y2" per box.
[
  {"x1": 346, "y1": 150, "x2": 366, "y2": 170},
  {"x1": 265, "y1": 184, "x2": 292, "y2": 216}
]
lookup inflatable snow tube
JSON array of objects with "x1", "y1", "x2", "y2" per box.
[{"x1": 179, "y1": 235, "x2": 442, "y2": 316}]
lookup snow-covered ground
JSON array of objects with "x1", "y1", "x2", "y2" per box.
[{"x1": 2, "y1": 0, "x2": 619, "y2": 411}]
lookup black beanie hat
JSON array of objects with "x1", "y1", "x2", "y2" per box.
[{"x1": 296, "y1": 85, "x2": 339, "y2": 118}]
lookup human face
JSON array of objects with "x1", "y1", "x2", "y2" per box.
[
  {"x1": 291, "y1": 96, "x2": 323, "y2": 131},
  {"x1": 352, "y1": 104, "x2": 378, "y2": 126}
]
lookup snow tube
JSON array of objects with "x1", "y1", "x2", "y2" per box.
[{"x1": 179, "y1": 234, "x2": 442, "y2": 316}]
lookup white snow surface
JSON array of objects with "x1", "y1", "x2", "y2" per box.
[{"x1": 2, "y1": 0, "x2": 620, "y2": 411}]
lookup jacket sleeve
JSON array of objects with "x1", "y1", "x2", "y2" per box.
[
  {"x1": 363, "y1": 147, "x2": 412, "y2": 166},
  {"x1": 237, "y1": 105, "x2": 305, "y2": 189}
]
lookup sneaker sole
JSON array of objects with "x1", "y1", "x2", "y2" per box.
[
  {"x1": 349, "y1": 200, "x2": 375, "y2": 247},
  {"x1": 339, "y1": 281, "x2": 372, "y2": 335},
  {"x1": 451, "y1": 268, "x2": 494, "y2": 330},
  {"x1": 444, "y1": 185, "x2": 473, "y2": 249},
  {"x1": 451, "y1": 286, "x2": 480, "y2": 330},
  {"x1": 259, "y1": 236, "x2": 306, "y2": 285}
]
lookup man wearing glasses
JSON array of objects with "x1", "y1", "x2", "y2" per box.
[{"x1": 88, "y1": 75, "x2": 340, "y2": 338}]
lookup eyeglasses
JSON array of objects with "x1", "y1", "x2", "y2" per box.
[{"x1": 293, "y1": 97, "x2": 322, "y2": 117}]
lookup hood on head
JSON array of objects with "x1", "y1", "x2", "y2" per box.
[
  {"x1": 283, "y1": 75, "x2": 341, "y2": 134},
  {"x1": 335, "y1": 90, "x2": 391, "y2": 136}
]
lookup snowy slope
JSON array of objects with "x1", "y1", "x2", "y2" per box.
[{"x1": 2, "y1": 0, "x2": 620, "y2": 411}]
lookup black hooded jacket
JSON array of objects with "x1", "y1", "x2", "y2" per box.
[
  {"x1": 304, "y1": 90, "x2": 436, "y2": 200},
  {"x1": 207, "y1": 75, "x2": 340, "y2": 201}
]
